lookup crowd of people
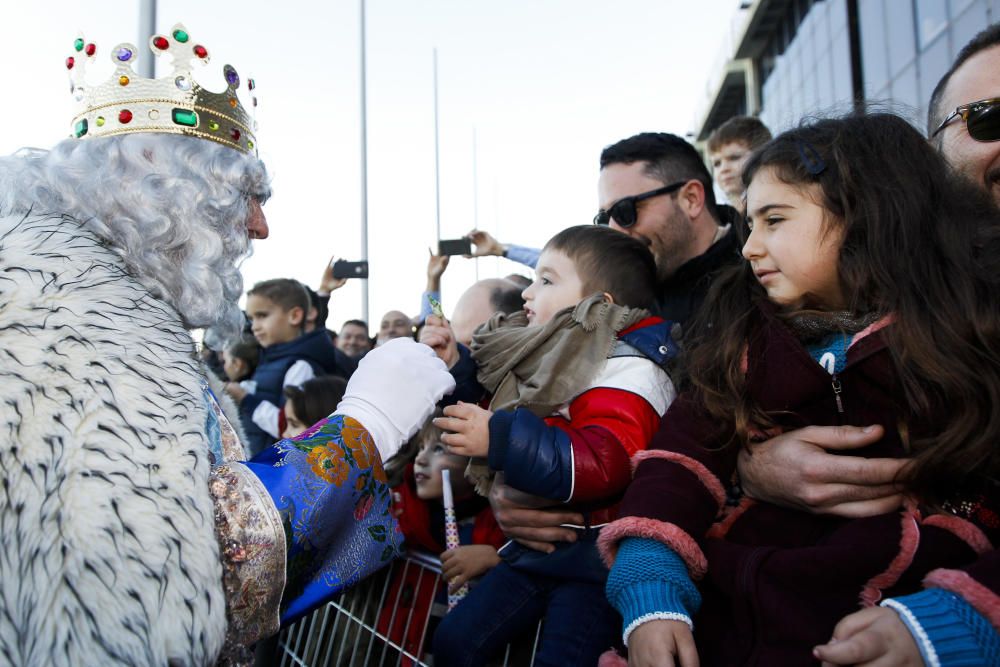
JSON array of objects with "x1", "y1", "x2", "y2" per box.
[{"x1": 1, "y1": 17, "x2": 1000, "y2": 667}]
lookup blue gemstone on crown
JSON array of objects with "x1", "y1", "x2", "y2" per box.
[
  {"x1": 117, "y1": 47, "x2": 133, "y2": 62},
  {"x1": 225, "y1": 67, "x2": 239, "y2": 87}
]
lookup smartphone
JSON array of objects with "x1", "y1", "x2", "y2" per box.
[
  {"x1": 331, "y1": 260, "x2": 369, "y2": 279},
  {"x1": 438, "y1": 238, "x2": 472, "y2": 256}
]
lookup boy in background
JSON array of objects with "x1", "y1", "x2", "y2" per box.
[
  {"x1": 706, "y1": 115, "x2": 771, "y2": 213},
  {"x1": 225, "y1": 278, "x2": 336, "y2": 455}
]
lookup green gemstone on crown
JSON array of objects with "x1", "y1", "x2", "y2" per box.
[
  {"x1": 74, "y1": 38, "x2": 84, "y2": 52},
  {"x1": 172, "y1": 29, "x2": 189, "y2": 43},
  {"x1": 74, "y1": 119, "x2": 88, "y2": 138},
  {"x1": 171, "y1": 108, "x2": 198, "y2": 127}
]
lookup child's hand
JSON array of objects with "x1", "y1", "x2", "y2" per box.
[
  {"x1": 435, "y1": 402, "x2": 492, "y2": 457},
  {"x1": 813, "y1": 606, "x2": 922, "y2": 666},
  {"x1": 223, "y1": 381, "x2": 247, "y2": 403},
  {"x1": 419, "y1": 314, "x2": 460, "y2": 369},
  {"x1": 627, "y1": 619, "x2": 699, "y2": 667},
  {"x1": 440, "y1": 545, "x2": 500, "y2": 593}
]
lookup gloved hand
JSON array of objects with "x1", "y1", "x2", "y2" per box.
[{"x1": 335, "y1": 337, "x2": 455, "y2": 461}]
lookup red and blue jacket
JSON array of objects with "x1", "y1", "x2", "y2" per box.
[{"x1": 453, "y1": 316, "x2": 678, "y2": 528}]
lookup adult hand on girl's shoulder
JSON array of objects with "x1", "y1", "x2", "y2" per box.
[
  {"x1": 628, "y1": 619, "x2": 699, "y2": 667},
  {"x1": 737, "y1": 424, "x2": 910, "y2": 518},
  {"x1": 435, "y1": 402, "x2": 491, "y2": 457},
  {"x1": 813, "y1": 606, "x2": 922, "y2": 666},
  {"x1": 440, "y1": 545, "x2": 500, "y2": 593},
  {"x1": 419, "y1": 314, "x2": 460, "y2": 369}
]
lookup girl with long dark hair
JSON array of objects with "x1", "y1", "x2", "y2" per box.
[{"x1": 599, "y1": 113, "x2": 1000, "y2": 666}]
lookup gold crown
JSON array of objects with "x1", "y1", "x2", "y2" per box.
[{"x1": 67, "y1": 23, "x2": 257, "y2": 154}]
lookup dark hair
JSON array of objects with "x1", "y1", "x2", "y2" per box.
[
  {"x1": 247, "y1": 278, "x2": 311, "y2": 315},
  {"x1": 504, "y1": 274, "x2": 532, "y2": 289},
  {"x1": 684, "y1": 112, "x2": 1000, "y2": 506},
  {"x1": 225, "y1": 335, "x2": 261, "y2": 378},
  {"x1": 341, "y1": 319, "x2": 370, "y2": 332},
  {"x1": 283, "y1": 375, "x2": 348, "y2": 430},
  {"x1": 706, "y1": 115, "x2": 772, "y2": 153},
  {"x1": 544, "y1": 225, "x2": 657, "y2": 309},
  {"x1": 600, "y1": 132, "x2": 718, "y2": 217},
  {"x1": 490, "y1": 280, "x2": 526, "y2": 315},
  {"x1": 384, "y1": 408, "x2": 445, "y2": 488},
  {"x1": 927, "y1": 23, "x2": 1000, "y2": 136},
  {"x1": 305, "y1": 286, "x2": 329, "y2": 330}
]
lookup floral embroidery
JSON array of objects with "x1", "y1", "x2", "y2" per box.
[
  {"x1": 261, "y1": 414, "x2": 403, "y2": 624},
  {"x1": 307, "y1": 442, "x2": 350, "y2": 486}
]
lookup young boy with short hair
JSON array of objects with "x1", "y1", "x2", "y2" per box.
[
  {"x1": 224, "y1": 278, "x2": 337, "y2": 455},
  {"x1": 706, "y1": 115, "x2": 771, "y2": 213},
  {"x1": 422, "y1": 225, "x2": 678, "y2": 667}
]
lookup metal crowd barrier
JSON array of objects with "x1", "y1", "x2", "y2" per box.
[{"x1": 273, "y1": 551, "x2": 542, "y2": 667}]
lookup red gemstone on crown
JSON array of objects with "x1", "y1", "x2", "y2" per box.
[
  {"x1": 230, "y1": 129, "x2": 241, "y2": 141},
  {"x1": 193, "y1": 45, "x2": 208, "y2": 58},
  {"x1": 119, "y1": 110, "x2": 133, "y2": 124},
  {"x1": 66, "y1": 57, "x2": 75, "y2": 70},
  {"x1": 153, "y1": 36, "x2": 169, "y2": 50},
  {"x1": 85, "y1": 43, "x2": 96, "y2": 56}
]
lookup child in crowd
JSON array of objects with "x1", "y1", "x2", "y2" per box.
[
  {"x1": 222, "y1": 334, "x2": 260, "y2": 384},
  {"x1": 379, "y1": 413, "x2": 505, "y2": 663},
  {"x1": 224, "y1": 278, "x2": 338, "y2": 455},
  {"x1": 425, "y1": 225, "x2": 678, "y2": 667},
  {"x1": 282, "y1": 375, "x2": 347, "y2": 439},
  {"x1": 706, "y1": 115, "x2": 771, "y2": 214},
  {"x1": 601, "y1": 114, "x2": 1000, "y2": 666}
]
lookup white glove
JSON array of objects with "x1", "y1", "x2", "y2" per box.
[{"x1": 334, "y1": 337, "x2": 455, "y2": 461}]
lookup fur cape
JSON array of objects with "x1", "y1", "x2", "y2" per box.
[{"x1": 0, "y1": 211, "x2": 228, "y2": 665}]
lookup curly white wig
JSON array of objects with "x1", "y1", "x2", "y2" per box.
[{"x1": 0, "y1": 133, "x2": 270, "y2": 343}]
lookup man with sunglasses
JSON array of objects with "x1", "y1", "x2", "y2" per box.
[
  {"x1": 596, "y1": 131, "x2": 741, "y2": 326},
  {"x1": 928, "y1": 22, "x2": 1000, "y2": 208}
]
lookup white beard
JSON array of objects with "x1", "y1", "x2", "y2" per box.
[{"x1": 0, "y1": 211, "x2": 226, "y2": 665}]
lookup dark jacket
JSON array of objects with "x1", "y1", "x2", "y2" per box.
[
  {"x1": 240, "y1": 329, "x2": 351, "y2": 453},
  {"x1": 652, "y1": 207, "x2": 742, "y2": 327},
  {"x1": 600, "y1": 304, "x2": 1000, "y2": 665}
]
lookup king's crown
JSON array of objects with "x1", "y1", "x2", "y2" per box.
[{"x1": 67, "y1": 23, "x2": 257, "y2": 154}]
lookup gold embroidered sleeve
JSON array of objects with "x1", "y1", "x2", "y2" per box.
[{"x1": 210, "y1": 462, "x2": 287, "y2": 659}]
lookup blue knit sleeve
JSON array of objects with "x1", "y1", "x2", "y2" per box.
[
  {"x1": 605, "y1": 537, "x2": 702, "y2": 645},
  {"x1": 882, "y1": 589, "x2": 1000, "y2": 666}
]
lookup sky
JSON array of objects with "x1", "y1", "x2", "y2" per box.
[{"x1": 0, "y1": 0, "x2": 743, "y2": 332}]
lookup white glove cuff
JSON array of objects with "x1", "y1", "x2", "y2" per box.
[{"x1": 334, "y1": 396, "x2": 404, "y2": 462}]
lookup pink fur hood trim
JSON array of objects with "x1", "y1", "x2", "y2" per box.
[
  {"x1": 631, "y1": 449, "x2": 727, "y2": 509},
  {"x1": 598, "y1": 515, "x2": 708, "y2": 579}
]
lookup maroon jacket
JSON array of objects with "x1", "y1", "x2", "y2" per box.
[{"x1": 599, "y1": 305, "x2": 1000, "y2": 665}]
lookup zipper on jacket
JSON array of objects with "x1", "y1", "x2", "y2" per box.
[{"x1": 831, "y1": 374, "x2": 844, "y2": 413}]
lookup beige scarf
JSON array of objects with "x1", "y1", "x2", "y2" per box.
[{"x1": 465, "y1": 293, "x2": 649, "y2": 493}]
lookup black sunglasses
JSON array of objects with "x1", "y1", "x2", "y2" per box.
[
  {"x1": 593, "y1": 181, "x2": 688, "y2": 228},
  {"x1": 932, "y1": 97, "x2": 1000, "y2": 142}
]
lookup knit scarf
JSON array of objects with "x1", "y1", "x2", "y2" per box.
[
  {"x1": 781, "y1": 309, "x2": 882, "y2": 343},
  {"x1": 465, "y1": 292, "x2": 649, "y2": 493}
]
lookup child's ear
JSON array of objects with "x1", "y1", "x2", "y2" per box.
[
  {"x1": 289, "y1": 306, "x2": 305, "y2": 326},
  {"x1": 602, "y1": 291, "x2": 615, "y2": 304}
]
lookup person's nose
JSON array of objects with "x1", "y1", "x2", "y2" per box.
[
  {"x1": 247, "y1": 202, "x2": 269, "y2": 240},
  {"x1": 742, "y1": 227, "x2": 763, "y2": 260}
]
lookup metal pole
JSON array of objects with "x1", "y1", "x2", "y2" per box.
[
  {"x1": 138, "y1": 0, "x2": 156, "y2": 78},
  {"x1": 433, "y1": 48, "x2": 441, "y2": 241},
  {"x1": 359, "y1": 0, "x2": 370, "y2": 323},
  {"x1": 472, "y1": 128, "x2": 478, "y2": 281}
]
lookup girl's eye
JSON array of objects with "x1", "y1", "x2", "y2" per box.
[
  {"x1": 766, "y1": 216, "x2": 784, "y2": 226},
  {"x1": 541, "y1": 277, "x2": 552, "y2": 286},
  {"x1": 433, "y1": 445, "x2": 445, "y2": 454}
]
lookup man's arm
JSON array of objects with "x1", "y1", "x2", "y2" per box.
[{"x1": 737, "y1": 424, "x2": 908, "y2": 518}]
